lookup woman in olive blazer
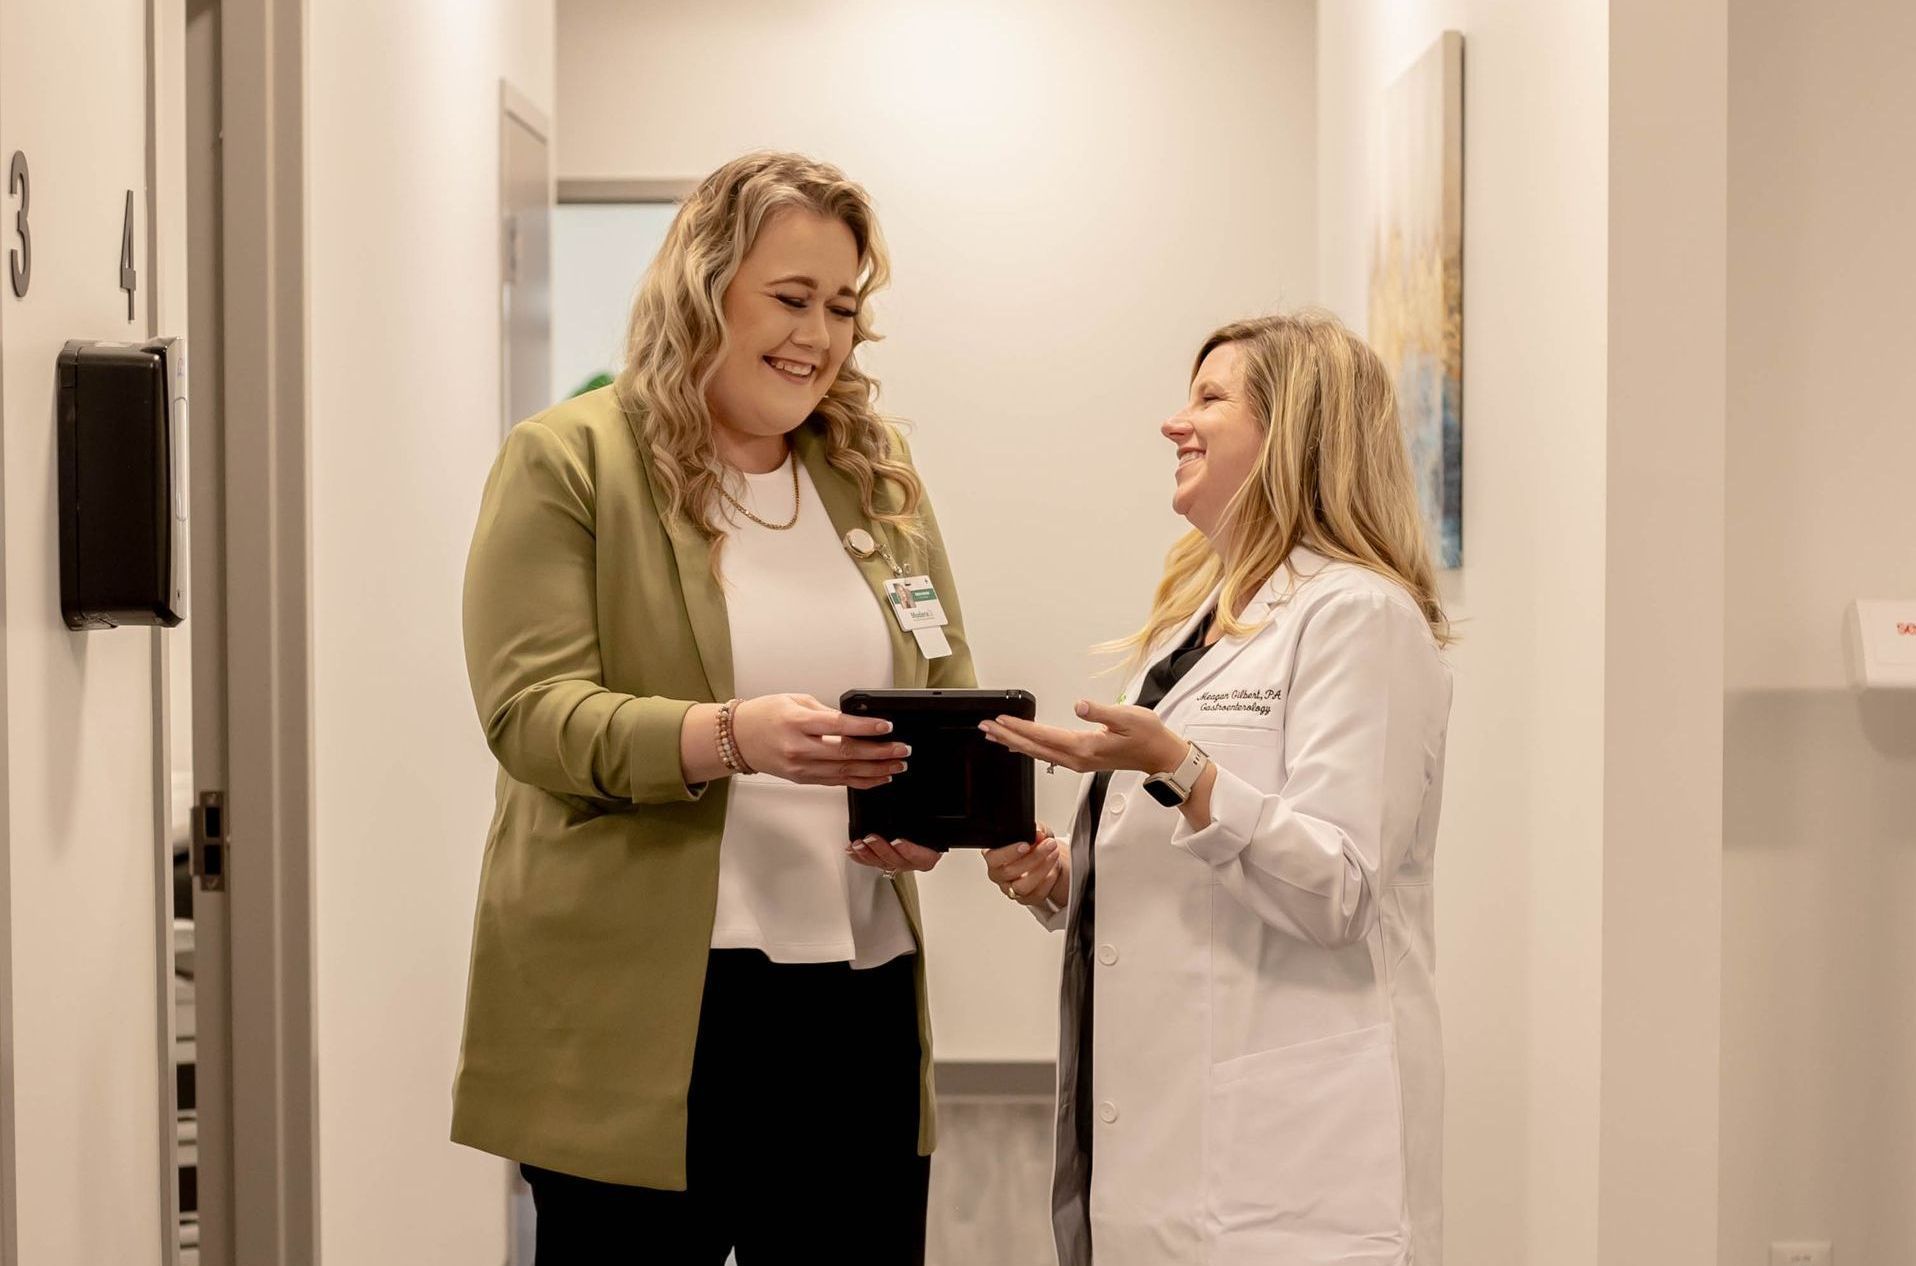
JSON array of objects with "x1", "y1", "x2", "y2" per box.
[{"x1": 453, "y1": 153, "x2": 972, "y2": 1263}]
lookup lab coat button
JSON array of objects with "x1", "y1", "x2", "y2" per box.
[
  {"x1": 1097, "y1": 944, "x2": 1118, "y2": 966},
  {"x1": 1098, "y1": 1100, "x2": 1119, "y2": 1124},
  {"x1": 1108, "y1": 795, "x2": 1127, "y2": 815}
]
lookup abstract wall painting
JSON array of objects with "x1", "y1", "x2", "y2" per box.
[{"x1": 1369, "y1": 30, "x2": 1464, "y2": 569}]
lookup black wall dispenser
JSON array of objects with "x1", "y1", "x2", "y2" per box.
[{"x1": 57, "y1": 337, "x2": 188, "y2": 630}]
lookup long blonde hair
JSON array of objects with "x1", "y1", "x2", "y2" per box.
[
  {"x1": 613, "y1": 151, "x2": 924, "y2": 562},
  {"x1": 1112, "y1": 311, "x2": 1452, "y2": 672}
]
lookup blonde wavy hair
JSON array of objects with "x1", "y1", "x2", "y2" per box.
[
  {"x1": 613, "y1": 151, "x2": 924, "y2": 564},
  {"x1": 1112, "y1": 311, "x2": 1453, "y2": 673}
]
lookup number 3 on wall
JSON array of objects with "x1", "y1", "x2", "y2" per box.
[{"x1": 8, "y1": 151, "x2": 28, "y2": 299}]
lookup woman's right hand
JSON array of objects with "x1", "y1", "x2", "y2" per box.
[
  {"x1": 984, "y1": 823, "x2": 1069, "y2": 910},
  {"x1": 732, "y1": 694, "x2": 910, "y2": 790}
]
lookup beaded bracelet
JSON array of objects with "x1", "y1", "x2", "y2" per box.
[
  {"x1": 715, "y1": 699, "x2": 755, "y2": 776},
  {"x1": 715, "y1": 700, "x2": 741, "y2": 774}
]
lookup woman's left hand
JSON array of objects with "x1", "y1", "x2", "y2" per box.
[
  {"x1": 846, "y1": 835, "x2": 943, "y2": 875},
  {"x1": 980, "y1": 700, "x2": 1187, "y2": 776}
]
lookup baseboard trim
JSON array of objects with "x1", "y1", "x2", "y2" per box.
[{"x1": 934, "y1": 1060, "x2": 1056, "y2": 1098}]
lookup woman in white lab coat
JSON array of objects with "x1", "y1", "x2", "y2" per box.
[{"x1": 980, "y1": 312, "x2": 1453, "y2": 1266}]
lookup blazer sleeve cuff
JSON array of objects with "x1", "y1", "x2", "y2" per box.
[
  {"x1": 1170, "y1": 763, "x2": 1263, "y2": 867},
  {"x1": 625, "y1": 696, "x2": 708, "y2": 803}
]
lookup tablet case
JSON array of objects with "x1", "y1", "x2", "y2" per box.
[{"x1": 841, "y1": 688, "x2": 1036, "y2": 851}]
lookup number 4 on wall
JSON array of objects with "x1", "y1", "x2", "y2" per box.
[{"x1": 120, "y1": 190, "x2": 137, "y2": 321}]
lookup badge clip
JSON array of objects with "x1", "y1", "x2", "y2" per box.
[{"x1": 842, "y1": 527, "x2": 907, "y2": 578}]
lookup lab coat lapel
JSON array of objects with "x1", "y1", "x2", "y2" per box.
[
  {"x1": 1142, "y1": 579, "x2": 1250, "y2": 720},
  {"x1": 1148, "y1": 547, "x2": 1329, "y2": 720}
]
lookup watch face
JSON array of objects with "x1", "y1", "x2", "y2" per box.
[{"x1": 1142, "y1": 776, "x2": 1185, "y2": 807}]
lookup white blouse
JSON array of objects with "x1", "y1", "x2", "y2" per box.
[{"x1": 709, "y1": 453, "x2": 916, "y2": 970}]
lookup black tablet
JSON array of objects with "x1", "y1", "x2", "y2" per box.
[{"x1": 841, "y1": 688, "x2": 1036, "y2": 851}]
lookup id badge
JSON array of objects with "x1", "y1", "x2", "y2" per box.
[{"x1": 885, "y1": 575, "x2": 952, "y2": 660}]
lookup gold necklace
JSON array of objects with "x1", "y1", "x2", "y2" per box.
[{"x1": 720, "y1": 452, "x2": 800, "y2": 530}]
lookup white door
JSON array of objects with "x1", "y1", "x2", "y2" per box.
[
  {"x1": 501, "y1": 85, "x2": 552, "y2": 435},
  {"x1": 0, "y1": 1, "x2": 190, "y2": 1264}
]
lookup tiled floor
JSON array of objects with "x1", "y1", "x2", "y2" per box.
[{"x1": 926, "y1": 1096, "x2": 1056, "y2": 1266}]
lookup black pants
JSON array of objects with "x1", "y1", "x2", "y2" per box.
[{"x1": 522, "y1": 949, "x2": 929, "y2": 1265}]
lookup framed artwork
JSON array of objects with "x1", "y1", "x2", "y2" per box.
[{"x1": 1370, "y1": 30, "x2": 1464, "y2": 569}]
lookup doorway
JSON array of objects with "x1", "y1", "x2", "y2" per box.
[{"x1": 500, "y1": 84, "x2": 551, "y2": 438}]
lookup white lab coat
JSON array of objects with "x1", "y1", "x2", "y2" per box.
[{"x1": 1042, "y1": 549, "x2": 1452, "y2": 1266}]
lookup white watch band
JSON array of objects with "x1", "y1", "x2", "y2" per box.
[
  {"x1": 1167, "y1": 739, "x2": 1208, "y2": 791},
  {"x1": 1145, "y1": 739, "x2": 1211, "y2": 805}
]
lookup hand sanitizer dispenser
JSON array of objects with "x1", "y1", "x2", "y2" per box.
[
  {"x1": 57, "y1": 336, "x2": 188, "y2": 630},
  {"x1": 1845, "y1": 600, "x2": 1916, "y2": 691}
]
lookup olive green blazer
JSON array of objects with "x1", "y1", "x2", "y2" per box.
[{"x1": 452, "y1": 387, "x2": 975, "y2": 1188}]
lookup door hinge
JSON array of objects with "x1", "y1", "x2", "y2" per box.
[{"x1": 190, "y1": 790, "x2": 226, "y2": 892}]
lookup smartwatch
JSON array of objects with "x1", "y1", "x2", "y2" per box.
[{"x1": 1142, "y1": 739, "x2": 1211, "y2": 807}]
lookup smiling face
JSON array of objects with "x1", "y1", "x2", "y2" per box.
[
  {"x1": 1163, "y1": 340, "x2": 1267, "y2": 538},
  {"x1": 704, "y1": 207, "x2": 863, "y2": 465}
]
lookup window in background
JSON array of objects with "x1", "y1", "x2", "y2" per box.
[{"x1": 551, "y1": 187, "x2": 686, "y2": 401}]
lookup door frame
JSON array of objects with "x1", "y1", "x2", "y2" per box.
[
  {"x1": 147, "y1": 1, "x2": 190, "y2": 1262},
  {"x1": 206, "y1": 1, "x2": 319, "y2": 1262},
  {"x1": 554, "y1": 177, "x2": 698, "y2": 204},
  {"x1": 499, "y1": 80, "x2": 551, "y2": 439}
]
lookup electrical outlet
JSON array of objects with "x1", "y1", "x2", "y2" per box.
[{"x1": 1770, "y1": 1243, "x2": 1831, "y2": 1266}]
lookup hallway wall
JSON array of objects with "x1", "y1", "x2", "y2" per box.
[
  {"x1": 0, "y1": 1, "x2": 179, "y2": 1260},
  {"x1": 307, "y1": 1, "x2": 555, "y2": 1260},
  {"x1": 1720, "y1": 2, "x2": 1916, "y2": 1260},
  {"x1": 1317, "y1": 4, "x2": 1611, "y2": 1260}
]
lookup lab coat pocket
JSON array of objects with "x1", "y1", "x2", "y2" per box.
[
  {"x1": 1206, "y1": 1023, "x2": 1408, "y2": 1250},
  {"x1": 1186, "y1": 722, "x2": 1282, "y2": 796}
]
